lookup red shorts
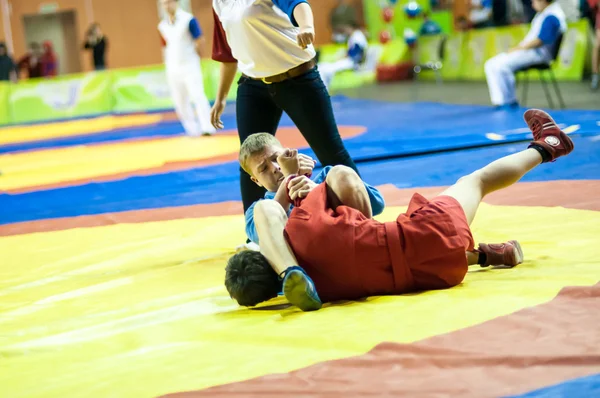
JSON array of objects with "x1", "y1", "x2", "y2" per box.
[{"x1": 392, "y1": 193, "x2": 475, "y2": 291}]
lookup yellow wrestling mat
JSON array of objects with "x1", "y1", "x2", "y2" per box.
[
  {"x1": 0, "y1": 135, "x2": 240, "y2": 191},
  {"x1": 1, "y1": 204, "x2": 599, "y2": 397},
  {"x1": 0, "y1": 114, "x2": 163, "y2": 146}
]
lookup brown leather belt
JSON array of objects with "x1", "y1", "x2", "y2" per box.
[{"x1": 244, "y1": 59, "x2": 316, "y2": 84}]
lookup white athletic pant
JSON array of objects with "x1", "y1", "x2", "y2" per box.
[
  {"x1": 318, "y1": 57, "x2": 355, "y2": 90},
  {"x1": 166, "y1": 64, "x2": 215, "y2": 136},
  {"x1": 484, "y1": 49, "x2": 548, "y2": 106}
]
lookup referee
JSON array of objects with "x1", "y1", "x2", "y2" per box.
[{"x1": 211, "y1": 0, "x2": 360, "y2": 238}]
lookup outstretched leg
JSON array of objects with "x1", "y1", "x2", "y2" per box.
[
  {"x1": 439, "y1": 109, "x2": 574, "y2": 225},
  {"x1": 254, "y1": 200, "x2": 322, "y2": 311},
  {"x1": 440, "y1": 148, "x2": 543, "y2": 225}
]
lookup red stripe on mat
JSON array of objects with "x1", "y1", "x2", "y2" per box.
[
  {"x1": 1, "y1": 180, "x2": 598, "y2": 237},
  {"x1": 160, "y1": 283, "x2": 600, "y2": 398}
]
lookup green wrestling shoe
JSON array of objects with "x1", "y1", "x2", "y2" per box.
[{"x1": 281, "y1": 266, "x2": 322, "y2": 311}]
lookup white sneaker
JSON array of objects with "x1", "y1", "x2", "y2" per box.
[{"x1": 235, "y1": 242, "x2": 260, "y2": 252}]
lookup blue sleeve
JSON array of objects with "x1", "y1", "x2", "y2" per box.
[
  {"x1": 245, "y1": 201, "x2": 260, "y2": 244},
  {"x1": 538, "y1": 15, "x2": 560, "y2": 45},
  {"x1": 365, "y1": 184, "x2": 386, "y2": 216},
  {"x1": 272, "y1": 0, "x2": 308, "y2": 27},
  {"x1": 189, "y1": 17, "x2": 202, "y2": 39},
  {"x1": 347, "y1": 43, "x2": 365, "y2": 64},
  {"x1": 312, "y1": 166, "x2": 331, "y2": 184}
]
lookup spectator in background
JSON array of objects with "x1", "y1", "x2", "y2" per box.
[
  {"x1": 484, "y1": 0, "x2": 566, "y2": 108},
  {"x1": 0, "y1": 42, "x2": 17, "y2": 82},
  {"x1": 158, "y1": 0, "x2": 214, "y2": 136},
  {"x1": 40, "y1": 41, "x2": 58, "y2": 77},
  {"x1": 470, "y1": 0, "x2": 494, "y2": 28},
  {"x1": 318, "y1": 22, "x2": 368, "y2": 90},
  {"x1": 83, "y1": 23, "x2": 108, "y2": 70},
  {"x1": 17, "y1": 42, "x2": 43, "y2": 79},
  {"x1": 330, "y1": 0, "x2": 358, "y2": 43},
  {"x1": 589, "y1": 0, "x2": 599, "y2": 90}
]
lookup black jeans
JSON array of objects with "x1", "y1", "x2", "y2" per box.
[{"x1": 236, "y1": 67, "x2": 359, "y2": 214}]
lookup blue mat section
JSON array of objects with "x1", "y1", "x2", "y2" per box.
[
  {"x1": 0, "y1": 121, "x2": 186, "y2": 155},
  {"x1": 506, "y1": 373, "x2": 600, "y2": 397},
  {"x1": 308, "y1": 99, "x2": 600, "y2": 162},
  {"x1": 3, "y1": 100, "x2": 599, "y2": 160},
  {"x1": 2, "y1": 134, "x2": 599, "y2": 225}
]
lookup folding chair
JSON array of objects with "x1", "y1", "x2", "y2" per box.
[{"x1": 515, "y1": 33, "x2": 566, "y2": 109}]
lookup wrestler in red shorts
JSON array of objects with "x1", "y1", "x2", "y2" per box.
[{"x1": 225, "y1": 109, "x2": 574, "y2": 311}]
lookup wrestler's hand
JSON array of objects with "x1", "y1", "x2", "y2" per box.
[
  {"x1": 287, "y1": 175, "x2": 317, "y2": 200},
  {"x1": 277, "y1": 149, "x2": 300, "y2": 177},
  {"x1": 298, "y1": 153, "x2": 316, "y2": 177}
]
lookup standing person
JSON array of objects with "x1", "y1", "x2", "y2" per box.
[
  {"x1": 40, "y1": 41, "x2": 58, "y2": 77},
  {"x1": 484, "y1": 0, "x2": 566, "y2": 108},
  {"x1": 0, "y1": 43, "x2": 17, "y2": 82},
  {"x1": 158, "y1": 0, "x2": 215, "y2": 137},
  {"x1": 17, "y1": 43, "x2": 43, "y2": 79},
  {"x1": 211, "y1": 0, "x2": 361, "y2": 242},
  {"x1": 83, "y1": 23, "x2": 108, "y2": 71}
]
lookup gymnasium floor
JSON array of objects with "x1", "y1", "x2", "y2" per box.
[{"x1": 1, "y1": 86, "x2": 600, "y2": 397}]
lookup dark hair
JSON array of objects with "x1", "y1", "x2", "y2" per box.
[{"x1": 225, "y1": 251, "x2": 282, "y2": 307}]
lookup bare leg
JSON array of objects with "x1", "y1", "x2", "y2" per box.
[
  {"x1": 254, "y1": 200, "x2": 297, "y2": 274},
  {"x1": 254, "y1": 200, "x2": 322, "y2": 311},
  {"x1": 466, "y1": 251, "x2": 479, "y2": 265},
  {"x1": 439, "y1": 148, "x2": 542, "y2": 225},
  {"x1": 325, "y1": 165, "x2": 373, "y2": 218}
]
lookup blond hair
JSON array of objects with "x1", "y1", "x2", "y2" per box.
[{"x1": 239, "y1": 133, "x2": 283, "y2": 175}]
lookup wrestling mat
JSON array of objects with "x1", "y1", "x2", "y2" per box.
[{"x1": 1, "y1": 98, "x2": 599, "y2": 397}]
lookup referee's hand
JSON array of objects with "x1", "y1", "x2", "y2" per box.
[
  {"x1": 210, "y1": 99, "x2": 226, "y2": 129},
  {"x1": 297, "y1": 26, "x2": 315, "y2": 49}
]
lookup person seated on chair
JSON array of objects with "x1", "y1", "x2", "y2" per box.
[
  {"x1": 224, "y1": 109, "x2": 574, "y2": 311},
  {"x1": 317, "y1": 22, "x2": 368, "y2": 91},
  {"x1": 484, "y1": 0, "x2": 566, "y2": 109}
]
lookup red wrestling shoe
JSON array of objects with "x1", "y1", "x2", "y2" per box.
[
  {"x1": 478, "y1": 240, "x2": 523, "y2": 268},
  {"x1": 524, "y1": 109, "x2": 574, "y2": 162}
]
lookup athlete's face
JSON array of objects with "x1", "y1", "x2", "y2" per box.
[
  {"x1": 161, "y1": 0, "x2": 178, "y2": 16},
  {"x1": 247, "y1": 144, "x2": 286, "y2": 192}
]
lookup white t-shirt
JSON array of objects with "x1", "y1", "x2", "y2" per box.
[
  {"x1": 212, "y1": 0, "x2": 316, "y2": 78},
  {"x1": 158, "y1": 9, "x2": 200, "y2": 71}
]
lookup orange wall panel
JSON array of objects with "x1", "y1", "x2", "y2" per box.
[{"x1": 6, "y1": 0, "x2": 364, "y2": 71}]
